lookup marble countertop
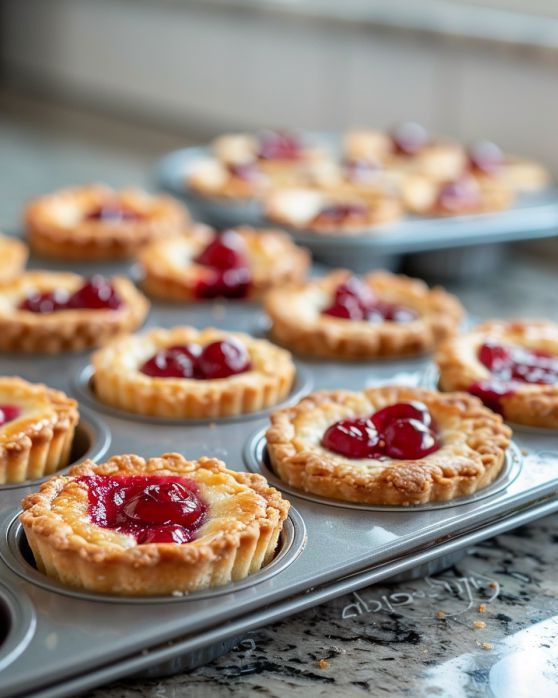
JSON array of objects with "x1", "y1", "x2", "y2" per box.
[{"x1": 2, "y1": 91, "x2": 558, "y2": 698}]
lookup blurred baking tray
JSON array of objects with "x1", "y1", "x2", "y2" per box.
[
  {"x1": 1, "y1": 264, "x2": 558, "y2": 697},
  {"x1": 153, "y1": 144, "x2": 558, "y2": 273}
]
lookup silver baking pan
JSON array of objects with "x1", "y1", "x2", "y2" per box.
[
  {"x1": 153, "y1": 142, "x2": 558, "y2": 275},
  {"x1": 1, "y1": 255, "x2": 558, "y2": 698}
]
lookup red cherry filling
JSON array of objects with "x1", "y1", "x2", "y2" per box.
[
  {"x1": 345, "y1": 159, "x2": 381, "y2": 183},
  {"x1": 322, "y1": 277, "x2": 418, "y2": 324},
  {"x1": 19, "y1": 275, "x2": 122, "y2": 313},
  {"x1": 258, "y1": 131, "x2": 302, "y2": 161},
  {"x1": 468, "y1": 141, "x2": 504, "y2": 176},
  {"x1": 78, "y1": 475, "x2": 207, "y2": 545},
  {"x1": 436, "y1": 177, "x2": 481, "y2": 214},
  {"x1": 312, "y1": 203, "x2": 369, "y2": 226},
  {"x1": 322, "y1": 401, "x2": 440, "y2": 460},
  {"x1": 140, "y1": 339, "x2": 251, "y2": 380},
  {"x1": 470, "y1": 341, "x2": 558, "y2": 413},
  {"x1": 85, "y1": 201, "x2": 142, "y2": 222},
  {"x1": 0, "y1": 404, "x2": 21, "y2": 426},
  {"x1": 194, "y1": 231, "x2": 252, "y2": 300},
  {"x1": 391, "y1": 122, "x2": 428, "y2": 156}
]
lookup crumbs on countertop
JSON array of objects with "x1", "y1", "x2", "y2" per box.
[
  {"x1": 479, "y1": 604, "x2": 487, "y2": 614},
  {"x1": 473, "y1": 620, "x2": 487, "y2": 630},
  {"x1": 318, "y1": 659, "x2": 330, "y2": 669}
]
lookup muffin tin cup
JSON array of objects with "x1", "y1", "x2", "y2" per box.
[
  {"x1": 243, "y1": 428, "x2": 524, "y2": 512},
  {"x1": 0, "y1": 509, "x2": 306, "y2": 604},
  {"x1": 71, "y1": 362, "x2": 313, "y2": 426},
  {"x1": 0, "y1": 582, "x2": 36, "y2": 673},
  {"x1": 0, "y1": 407, "x2": 111, "y2": 493},
  {"x1": 421, "y1": 363, "x2": 558, "y2": 436}
]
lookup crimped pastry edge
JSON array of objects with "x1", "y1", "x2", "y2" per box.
[
  {"x1": 0, "y1": 271, "x2": 150, "y2": 353},
  {"x1": 21, "y1": 453, "x2": 290, "y2": 596},
  {"x1": 91, "y1": 326, "x2": 296, "y2": 418},
  {"x1": 266, "y1": 385, "x2": 511, "y2": 505},
  {"x1": 0, "y1": 377, "x2": 79, "y2": 484},
  {"x1": 436, "y1": 319, "x2": 558, "y2": 428},
  {"x1": 265, "y1": 269, "x2": 464, "y2": 360}
]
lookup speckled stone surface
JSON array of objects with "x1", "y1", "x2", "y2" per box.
[{"x1": 2, "y1": 91, "x2": 558, "y2": 698}]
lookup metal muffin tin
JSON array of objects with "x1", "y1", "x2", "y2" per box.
[
  {"x1": 154, "y1": 140, "x2": 558, "y2": 275},
  {"x1": 1, "y1": 254, "x2": 558, "y2": 698}
]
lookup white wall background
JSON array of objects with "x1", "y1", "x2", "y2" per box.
[{"x1": 2, "y1": 0, "x2": 558, "y2": 172}]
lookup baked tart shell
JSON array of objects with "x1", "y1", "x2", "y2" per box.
[{"x1": 21, "y1": 453, "x2": 290, "y2": 596}]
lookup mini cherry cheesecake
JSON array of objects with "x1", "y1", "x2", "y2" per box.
[
  {"x1": 266, "y1": 386, "x2": 511, "y2": 505},
  {"x1": 265, "y1": 270, "x2": 464, "y2": 360},
  {"x1": 437, "y1": 320, "x2": 558, "y2": 428},
  {"x1": 401, "y1": 173, "x2": 512, "y2": 216},
  {"x1": 0, "y1": 234, "x2": 28, "y2": 284},
  {"x1": 0, "y1": 271, "x2": 149, "y2": 353},
  {"x1": 0, "y1": 377, "x2": 78, "y2": 483},
  {"x1": 138, "y1": 226, "x2": 309, "y2": 301},
  {"x1": 467, "y1": 141, "x2": 550, "y2": 193},
  {"x1": 265, "y1": 188, "x2": 401, "y2": 233},
  {"x1": 91, "y1": 326, "x2": 296, "y2": 418},
  {"x1": 25, "y1": 184, "x2": 188, "y2": 260},
  {"x1": 20, "y1": 453, "x2": 289, "y2": 595}
]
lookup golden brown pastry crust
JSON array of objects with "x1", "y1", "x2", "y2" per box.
[
  {"x1": 0, "y1": 271, "x2": 149, "y2": 353},
  {"x1": 401, "y1": 174, "x2": 513, "y2": 216},
  {"x1": 21, "y1": 453, "x2": 290, "y2": 596},
  {"x1": 0, "y1": 377, "x2": 78, "y2": 484},
  {"x1": 25, "y1": 184, "x2": 188, "y2": 260},
  {"x1": 91, "y1": 326, "x2": 296, "y2": 418},
  {"x1": 138, "y1": 226, "x2": 310, "y2": 302},
  {"x1": 266, "y1": 386, "x2": 511, "y2": 505},
  {"x1": 0, "y1": 235, "x2": 28, "y2": 284},
  {"x1": 437, "y1": 320, "x2": 558, "y2": 428},
  {"x1": 265, "y1": 188, "x2": 401, "y2": 234},
  {"x1": 265, "y1": 270, "x2": 464, "y2": 360}
]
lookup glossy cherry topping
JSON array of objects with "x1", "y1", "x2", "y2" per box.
[
  {"x1": 258, "y1": 131, "x2": 302, "y2": 161},
  {"x1": 77, "y1": 475, "x2": 207, "y2": 544},
  {"x1": 470, "y1": 341, "x2": 558, "y2": 413},
  {"x1": 321, "y1": 277, "x2": 418, "y2": 324},
  {"x1": 436, "y1": 177, "x2": 481, "y2": 214},
  {"x1": 313, "y1": 203, "x2": 369, "y2": 227},
  {"x1": 194, "y1": 231, "x2": 252, "y2": 299},
  {"x1": 0, "y1": 404, "x2": 21, "y2": 426},
  {"x1": 322, "y1": 401, "x2": 440, "y2": 460},
  {"x1": 140, "y1": 339, "x2": 251, "y2": 380},
  {"x1": 85, "y1": 201, "x2": 142, "y2": 223},
  {"x1": 228, "y1": 162, "x2": 261, "y2": 182},
  {"x1": 19, "y1": 275, "x2": 122, "y2": 313},
  {"x1": 345, "y1": 159, "x2": 381, "y2": 183},
  {"x1": 391, "y1": 122, "x2": 428, "y2": 156},
  {"x1": 468, "y1": 141, "x2": 504, "y2": 176}
]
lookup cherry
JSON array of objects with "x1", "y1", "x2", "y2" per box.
[
  {"x1": 197, "y1": 339, "x2": 251, "y2": 379},
  {"x1": 123, "y1": 480, "x2": 204, "y2": 527},
  {"x1": 391, "y1": 122, "x2": 428, "y2": 156},
  {"x1": 140, "y1": 345, "x2": 200, "y2": 379},
  {"x1": 19, "y1": 290, "x2": 69, "y2": 313},
  {"x1": 78, "y1": 475, "x2": 207, "y2": 545},
  {"x1": 437, "y1": 178, "x2": 480, "y2": 214},
  {"x1": 314, "y1": 203, "x2": 368, "y2": 225},
  {"x1": 469, "y1": 381, "x2": 511, "y2": 414},
  {"x1": 67, "y1": 275, "x2": 122, "y2": 310},
  {"x1": 136, "y1": 524, "x2": 191, "y2": 545},
  {"x1": 383, "y1": 418, "x2": 439, "y2": 460},
  {"x1": 371, "y1": 401, "x2": 433, "y2": 432},
  {"x1": 321, "y1": 401, "x2": 440, "y2": 461},
  {"x1": 478, "y1": 342, "x2": 511, "y2": 373},
  {"x1": 194, "y1": 231, "x2": 248, "y2": 270},
  {"x1": 322, "y1": 418, "x2": 383, "y2": 459},
  {"x1": 228, "y1": 162, "x2": 260, "y2": 181},
  {"x1": 258, "y1": 131, "x2": 302, "y2": 160},
  {"x1": 0, "y1": 404, "x2": 21, "y2": 425},
  {"x1": 322, "y1": 279, "x2": 418, "y2": 325},
  {"x1": 85, "y1": 202, "x2": 141, "y2": 223},
  {"x1": 469, "y1": 141, "x2": 504, "y2": 176}
]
